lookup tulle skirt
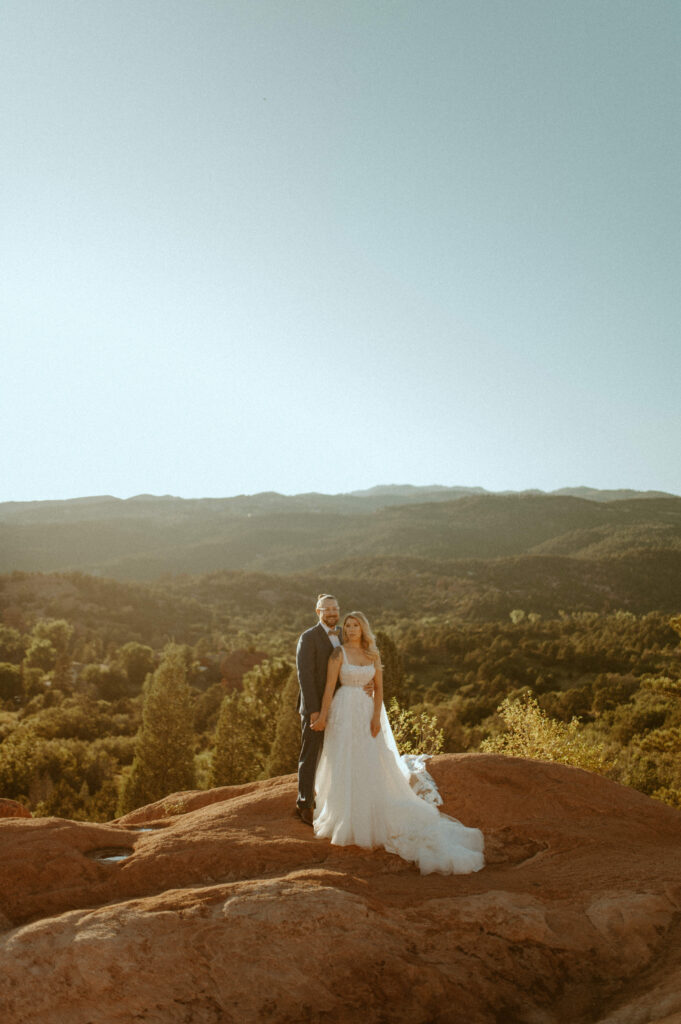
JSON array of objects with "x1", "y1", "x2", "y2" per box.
[{"x1": 313, "y1": 686, "x2": 485, "y2": 875}]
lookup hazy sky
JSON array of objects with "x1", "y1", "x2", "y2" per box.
[{"x1": 2, "y1": 1, "x2": 679, "y2": 501}]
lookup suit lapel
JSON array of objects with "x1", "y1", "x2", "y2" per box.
[{"x1": 317, "y1": 622, "x2": 334, "y2": 651}]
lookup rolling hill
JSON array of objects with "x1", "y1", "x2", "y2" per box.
[{"x1": 1, "y1": 489, "x2": 680, "y2": 581}]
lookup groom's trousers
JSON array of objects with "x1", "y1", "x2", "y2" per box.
[{"x1": 297, "y1": 713, "x2": 324, "y2": 809}]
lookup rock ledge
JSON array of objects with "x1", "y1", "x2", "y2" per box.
[{"x1": 1, "y1": 754, "x2": 680, "y2": 1024}]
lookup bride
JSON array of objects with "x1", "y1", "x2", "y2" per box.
[{"x1": 311, "y1": 611, "x2": 485, "y2": 875}]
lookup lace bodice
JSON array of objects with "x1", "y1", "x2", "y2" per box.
[{"x1": 339, "y1": 647, "x2": 376, "y2": 688}]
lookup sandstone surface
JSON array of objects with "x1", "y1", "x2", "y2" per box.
[
  {"x1": 1, "y1": 754, "x2": 680, "y2": 1024},
  {"x1": 0, "y1": 798, "x2": 31, "y2": 819}
]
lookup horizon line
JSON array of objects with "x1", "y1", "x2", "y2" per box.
[{"x1": 1, "y1": 483, "x2": 679, "y2": 506}]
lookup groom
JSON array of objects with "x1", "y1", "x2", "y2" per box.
[{"x1": 295, "y1": 594, "x2": 341, "y2": 825}]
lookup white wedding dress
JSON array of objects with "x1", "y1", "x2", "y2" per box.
[{"x1": 313, "y1": 648, "x2": 485, "y2": 875}]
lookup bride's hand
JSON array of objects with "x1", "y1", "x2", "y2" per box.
[
  {"x1": 370, "y1": 715, "x2": 381, "y2": 738},
  {"x1": 311, "y1": 716, "x2": 326, "y2": 731}
]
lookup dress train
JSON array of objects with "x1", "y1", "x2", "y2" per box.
[{"x1": 313, "y1": 650, "x2": 485, "y2": 875}]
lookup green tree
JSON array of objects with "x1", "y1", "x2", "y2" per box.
[
  {"x1": 78, "y1": 663, "x2": 122, "y2": 700},
  {"x1": 239, "y1": 658, "x2": 292, "y2": 771},
  {"x1": 0, "y1": 625, "x2": 26, "y2": 664},
  {"x1": 0, "y1": 729, "x2": 39, "y2": 800},
  {"x1": 194, "y1": 682, "x2": 227, "y2": 736},
  {"x1": 25, "y1": 637, "x2": 57, "y2": 673},
  {"x1": 376, "y1": 631, "x2": 409, "y2": 706},
  {"x1": 22, "y1": 666, "x2": 47, "y2": 698},
  {"x1": 116, "y1": 642, "x2": 156, "y2": 691},
  {"x1": 26, "y1": 619, "x2": 74, "y2": 687},
  {"x1": 211, "y1": 658, "x2": 292, "y2": 785},
  {"x1": 32, "y1": 619, "x2": 74, "y2": 656},
  {"x1": 211, "y1": 691, "x2": 258, "y2": 786},
  {"x1": 0, "y1": 662, "x2": 23, "y2": 702},
  {"x1": 119, "y1": 644, "x2": 196, "y2": 813},
  {"x1": 265, "y1": 668, "x2": 301, "y2": 777}
]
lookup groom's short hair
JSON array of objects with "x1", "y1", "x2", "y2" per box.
[{"x1": 316, "y1": 593, "x2": 337, "y2": 609}]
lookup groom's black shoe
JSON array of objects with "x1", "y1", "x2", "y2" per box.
[{"x1": 295, "y1": 805, "x2": 314, "y2": 826}]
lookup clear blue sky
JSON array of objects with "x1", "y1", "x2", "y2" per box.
[{"x1": 1, "y1": 1, "x2": 679, "y2": 501}]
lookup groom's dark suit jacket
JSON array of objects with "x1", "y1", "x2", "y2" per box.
[{"x1": 296, "y1": 622, "x2": 339, "y2": 716}]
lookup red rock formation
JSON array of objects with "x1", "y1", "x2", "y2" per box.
[
  {"x1": 219, "y1": 648, "x2": 270, "y2": 688},
  {"x1": 0, "y1": 798, "x2": 31, "y2": 819},
  {"x1": 1, "y1": 754, "x2": 680, "y2": 1023}
]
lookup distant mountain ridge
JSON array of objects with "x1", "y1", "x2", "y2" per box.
[
  {"x1": 1, "y1": 486, "x2": 680, "y2": 581},
  {"x1": 0, "y1": 483, "x2": 676, "y2": 521},
  {"x1": 348, "y1": 483, "x2": 677, "y2": 502}
]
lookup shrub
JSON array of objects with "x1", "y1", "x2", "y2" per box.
[
  {"x1": 387, "y1": 697, "x2": 444, "y2": 756},
  {"x1": 480, "y1": 694, "x2": 613, "y2": 774}
]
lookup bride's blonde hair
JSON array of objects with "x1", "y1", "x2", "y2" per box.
[{"x1": 342, "y1": 611, "x2": 381, "y2": 663}]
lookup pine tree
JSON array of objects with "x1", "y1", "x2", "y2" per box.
[
  {"x1": 119, "y1": 645, "x2": 196, "y2": 813},
  {"x1": 211, "y1": 658, "x2": 293, "y2": 785},
  {"x1": 240, "y1": 658, "x2": 292, "y2": 769},
  {"x1": 265, "y1": 668, "x2": 301, "y2": 777},
  {"x1": 376, "y1": 630, "x2": 408, "y2": 705},
  {"x1": 211, "y1": 691, "x2": 258, "y2": 786}
]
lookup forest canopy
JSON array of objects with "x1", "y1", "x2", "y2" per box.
[
  {"x1": 1, "y1": 491, "x2": 679, "y2": 819},
  {"x1": 0, "y1": 563, "x2": 679, "y2": 821}
]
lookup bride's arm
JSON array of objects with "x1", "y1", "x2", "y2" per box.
[
  {"x1": 370, "y1": 662, "x2": 383, "y2": 737},
  {"x1": 310, "y1": 648, "x2": 343, "y2": 731}
]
